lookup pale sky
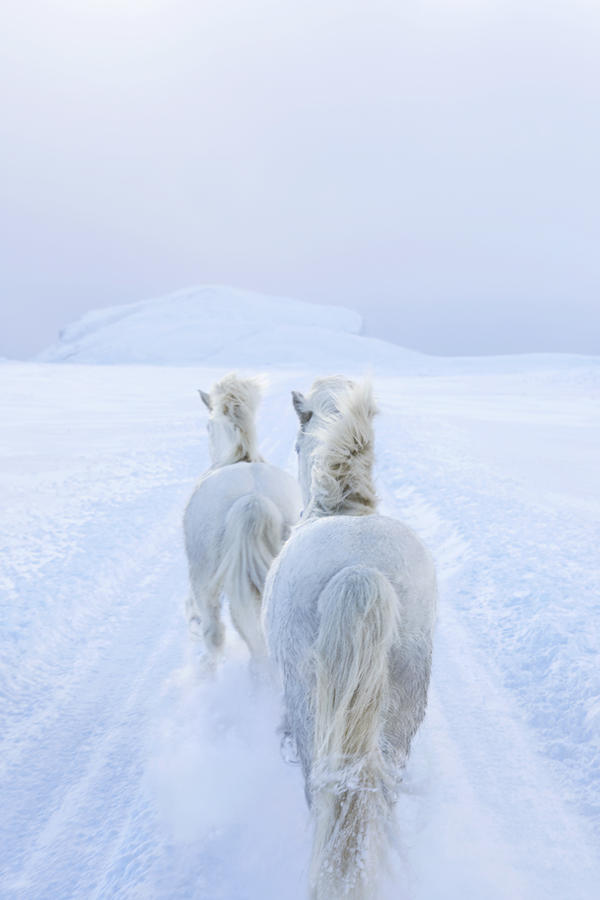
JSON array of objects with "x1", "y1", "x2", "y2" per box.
[{"x1": 1, "y1": 0, "x2": 599, "y2": 358}]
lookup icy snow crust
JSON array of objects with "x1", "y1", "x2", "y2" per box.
[{"x1": 2, "y1": 287, "x2": 600, "y2": 898}]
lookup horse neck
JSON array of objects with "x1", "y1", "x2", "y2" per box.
[
  {"x1": 217, "y1": 423, "x2": 264, "y2": 467},
  {"x1": 303, "y1": 381, "x2": 378, "y2": 519},
  {"x1": 303, "y1": 449, "x2": 377, "y2": 519},
  {"x1": 304, "y1": 492, "x2": 376, "y2": 520}
]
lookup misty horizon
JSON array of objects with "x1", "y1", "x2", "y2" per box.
[
  {"x1": 13, "y1": 280, "x2": 600, "y2": 362},
  {"x1": 1, "y1": 0, "x2": 599, "y2": 359}
]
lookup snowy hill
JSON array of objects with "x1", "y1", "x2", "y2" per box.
[
  {"x1": 3, "y1": 288, "x2": 600, "y2": 898},
  {"x1": 37, "y1": 284, "x2": 599, "y2": 379},
  {"x1": 37, "y1": 283, "x2": 439, "y2": 374},
  {"x1": 38, "y1": 284, "x2": 370, "y2": 367},
  {"x1": 38, "y1": 284, "x2": 357, "y2": 364}
]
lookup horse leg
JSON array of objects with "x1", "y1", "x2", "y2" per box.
[
  {"x1": 228, "y1": 584, "x2": 268, "y2": 661},
  {"x1": 387, "y1": 640, "x2": 433, "y2": 766},
  {"x1": 187, "y1": 570, "x2": 225, "y2": 661}
]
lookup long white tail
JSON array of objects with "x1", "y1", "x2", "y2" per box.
[
  {"x1": 310, "y1": 565, "x2": 400, "y2": 899},
  {"x1": 215, "y1": 493, "x2": 284, "y2": 659}
]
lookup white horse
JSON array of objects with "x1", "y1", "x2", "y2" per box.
[
  {"x1": 263, "y1": 377, "x2": 437, "y2": 899},
  {"x1": 184, "y1": 373, "x2": 301, "y2": 667}
]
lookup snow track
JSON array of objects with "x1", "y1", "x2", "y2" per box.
[
  {"x1": 1, "y1": 360, "x2": 599, "y2": 898},
  {"x1": 2, "y1": 474, "x2": 191, "y2": 896}
]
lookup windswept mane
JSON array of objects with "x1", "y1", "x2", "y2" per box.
[
  {"x1": 304, "y1": 376, "x2": 356, "y2": 423},
  {"x1": 211, "y1": 373, "x2": 265, "y2": 464},
  {"x1": 306, "y1": 380, "x2": 378, "y2": 518}
]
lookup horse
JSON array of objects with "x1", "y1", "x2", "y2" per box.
[
  {"x1": 184, "y1": 373, "x2": 301, "y2": 668},
  {"x1": 263, "y1": 376, "x2": 437, "y2": 899}
]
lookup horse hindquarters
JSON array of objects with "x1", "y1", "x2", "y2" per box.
[
  {"x1": 310, "y1": 565, "x2": 400, "y2": 900},
  {"x1": 214, "y1": 492, "x2": 284, "y2": 659}
]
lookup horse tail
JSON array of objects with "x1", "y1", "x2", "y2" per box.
[
  {"x1": 310, "y1": 565, "x2": 399, "y2": 900},
  {"x1": 215, "y1": 493, "x2": 284, "y2": 658}
]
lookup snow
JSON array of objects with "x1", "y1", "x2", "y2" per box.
[
  {"x1": 37, "y1": 285, "x2": 363, "y2": 367},
  {"x1": 2, "y1": 287, "x2": 600, "y2": 898}
]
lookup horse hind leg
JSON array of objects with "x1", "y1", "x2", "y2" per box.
[
  {"x1": 187, "y1": 571, "x2": 225, "y2": 662},
  {"x1": 228, "y1": 584, "x2": 268, "y2": 661},
  {"x1": 387, "y1": 640, "x2": 433, "y2": 768}
]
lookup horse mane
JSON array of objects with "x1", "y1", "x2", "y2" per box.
[
  {"x1": 211, "y1": 373, "x2": 265, "y2": 464},
  {"x1": 306, "y1": 380, "x2": 378, "y2": 518},
  {"x1": 304, "y1": 376, "x2": 356, "y2": 423}
]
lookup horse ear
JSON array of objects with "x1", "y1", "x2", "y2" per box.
[
  {"x1": 198, "y1": 389, "x2": 212, "y2": 411},
  {"x1": 292, "y1": 390, "x2": 312, "y2": 425}
]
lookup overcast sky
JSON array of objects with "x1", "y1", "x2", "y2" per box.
[{"x1": 1, "y1": 0, "x2": 599, "y2": 359}]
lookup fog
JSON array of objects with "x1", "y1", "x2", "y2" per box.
[{"x1": 1, "y1": 0, "x2": 599, "y2": 358}]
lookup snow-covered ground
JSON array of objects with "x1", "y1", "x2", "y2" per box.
[{"x1": 1, "y1": 287, "x2": 599, "y2": 898}]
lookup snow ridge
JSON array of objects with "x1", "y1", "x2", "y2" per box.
[{"x1": 38, "y1": 285, "x2": 363, "y2": 366}]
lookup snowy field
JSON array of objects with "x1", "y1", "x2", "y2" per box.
[{"x1": 1, "y1": 288, "x2": 599, "y2": 898}]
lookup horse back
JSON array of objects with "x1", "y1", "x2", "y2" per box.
[{"x1": 267, "y1": 513, "x2": 436, "y2": 646}]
